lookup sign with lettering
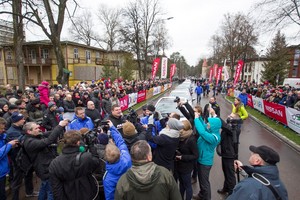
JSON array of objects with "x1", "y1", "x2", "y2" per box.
[{"x1": 263, "y1": 100, "x2": 287, "y2": 125}]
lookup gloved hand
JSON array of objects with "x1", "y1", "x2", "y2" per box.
[
  {"x1": 156, "y1": 111, "x2": 163, "y2": 120},
  {"x1": 148, "y1": 115, "x2": 154, "y2": 125}
]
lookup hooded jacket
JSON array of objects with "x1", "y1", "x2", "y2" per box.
[
  {"x1": 38, "y1": 82, "x2": 50, "y2": 107},
  {"x1": 115, "y1": 162, "x2": 181, "y2": 200},
  {"x1": 232, "y1": 104, "x2": 248, "y2": 120},
  {"x1": 103, "y1": 126, "x2": 132, "y2": 200},
  {"x1": 146, "y1": 127, "x2": 180, "y2": 171},
  {"x1": 227, "y1": 165, "x2": 288, "y2": 200},
  {"x1": 68, "y1": 115, "x2": 94, "y2": 131},
  {"x1": 194, "y1": 117, "x2": 221, "y2": 166},
  {"x1": 238, "y1": 92, "x2": 248, "y2": 106}
]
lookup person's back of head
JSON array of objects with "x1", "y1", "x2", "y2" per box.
[
  {"x1": 130, "y1": 140, "x2": 152, "y2": 163},
  {"x1": 63, "y1": 130, "x2": 82, "y2": 147},
  {"x1": 105, "y1": 143, "x2": 120, "y2": 164}
]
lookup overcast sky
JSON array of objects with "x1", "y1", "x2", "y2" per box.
[{"x1": 24, "y1": 0, "x2": 298, "y2": 66}]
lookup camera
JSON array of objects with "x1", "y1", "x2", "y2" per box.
[
  {"x1": 123, "y1": 107, "x2": 138, "y2": 124},
  {"x1": 174, "y1": 96, "x2": 180, "y2": 103},
  {"x1": 226, "y1": 117, "x2": 243, "y2": 126}
]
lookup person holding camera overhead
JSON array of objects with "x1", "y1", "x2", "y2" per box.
[
  {"x1": 68, "y1": 107, "x2": 94, "y2": 131},
  {"x1": 193, "y1": 108, "x2": 222, "y2": 200},
  {"x1": 103, "y1": 120, "x2": 132, "y2": 200},
  {"x1": 107, "y1": 104, "x2": 124, "y2": 136},
  {"x1": 49, "y1": 128, "x2": 101, "y2": 200}
]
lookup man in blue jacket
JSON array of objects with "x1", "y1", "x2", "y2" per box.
[
  {"x1": 238, "y1": 89, "x2": 248, "y2": 106},
  {"x1": 0, "y1": 117, "x2": 18, "y2": 200},
  {"x1": 227, "y1": 145, "x2": 288, "y2": 200},
  {"x1": 103, "y1": 120, "x2": 131, "y2": 200},
  {"x1": 195, "y1": 83, "x2": 203, "y2": 104},
  {"x1": 68, "y1": 107, "x2": 94, "y2": 131}
]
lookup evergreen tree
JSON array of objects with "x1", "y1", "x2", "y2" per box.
[
  {"x1": 120, "y1": 54, "x2": 135, "y2": 80},
  {"x1": 261, "y1": 31, "x2": 290, "y2": 85},
  {"x1": 101, "y1": 65, "x2": 117, "y2": 80}
]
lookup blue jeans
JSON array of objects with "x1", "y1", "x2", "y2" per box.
[
  {"x1": 38, "y1": 180, "x2": 53, "y2": 200},
  {"x1": 178, "y1": 172, "x2": 193, "y2": 200}
]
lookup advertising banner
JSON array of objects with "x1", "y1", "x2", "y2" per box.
[
  {"x1": 263, "y1": 101, "x2": 287, "y2": 125},
  {"x1": 209, "y1": 68, "x2": 213, "y2": 83},
  {"x1": 151, "y1": 58, "x2": 160, "y2": 80},
  {"x1": 247, "y1": 94, "x2": 254, "y2": 108},
  {"x1": 137, "y1": 90, "x2": 146, "y2": 103},
  {"x1": 216, "y1": 66, "x2": 223, "y2": 85},
  {"x1": 119, "y1": 95, "x2": 129, "y2": 111},
  {"x1": 157, "y1": 86, "x2": 162, "y2": 94},
  {"x1": 223, "y1": 59, "x2": 230, "y2": 81},
  {"x1": 213, "y1": 64, "x2": 218, "y2": 79},
  {"x1": 252, "y1": 96, "x2": 265, "y2": 113},
  {"x1": 170, "y1": 64, "x2": 176, "y2": 82},
  {"x1": 128, "y1": 93, "x2": 138, "y2": 108},
  {"x1": 286, "y1": 107, "x2": 300, "y2": 133},
  {"x1": 233, "y1": 60, "x2": 244, "y2": 86},
  {"x1": 161, "y1": 57, "x2": 168, "y2": 78},
  {"x1": 234, "y1": 90, "x2": 241, "y2": 98}
]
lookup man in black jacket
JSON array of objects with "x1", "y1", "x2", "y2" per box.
[
  {"x1": 216, "y1": 113, "x2": 242, "y2": 196},
  {"x1": 23, "y1": 120, "x2": 68, "y2": 200},
  {"x1": 85, "y1": 101, "x2": 102, "y2": 122},
  {"x1": 42, "y1": 102, "x2": 58, "y2": 131},
  {"x1": 202, "y1": 97, "x2": 220, "y2": 123},
  {"x1": 49, "y1": 130, "x2": 101, "y2": 200},
  {"x1": 107, "y1": 104, "x2": 125, "y2": 135}
]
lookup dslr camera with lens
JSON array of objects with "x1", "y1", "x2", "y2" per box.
[{"x1": 174, "y1": 96, "x2": 180, "y2": 103}]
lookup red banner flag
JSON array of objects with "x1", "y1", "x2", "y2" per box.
[
  {"x1": 170, "y1": 64, "x2": 176, "y2": 82},
  {"x1": 213, "y1": 64, "x2": 218, "y2": 79},
  {"x1": 233, "y1": 60, "x2": 244, "y2": 86},
  {"x1": 151, "y1": 58, "x2": 160, "y2": 80},
  {"x1": 209, "y1": 67, "x2": 213, "y2": 83},
  {"x1": 216, "y1": 66, "x2": 223, "y2": 85}
]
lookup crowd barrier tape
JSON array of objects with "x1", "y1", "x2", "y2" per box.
[{"x1": 233, "y1": 90, "x2": 300, "y2": 133}]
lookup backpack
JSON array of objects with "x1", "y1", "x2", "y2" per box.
[{"x1": 16, "y1": 143, "x2": 33, "y2": 175}]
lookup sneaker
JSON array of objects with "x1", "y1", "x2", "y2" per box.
[
  {"x1": 25, "y1": 191, "x2": 39, "y2": 197},
  {"x1": 217, "y1": 189, "x2": 228, "y2": 195}
]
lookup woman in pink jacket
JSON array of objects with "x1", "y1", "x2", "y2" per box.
[{"x1": 38, "y1": 81, "x2": 50, "y2": 110}]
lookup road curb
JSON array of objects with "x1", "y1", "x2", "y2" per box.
[{"x1": 224, "y1": 98, "x2": 300, "y2": 154}]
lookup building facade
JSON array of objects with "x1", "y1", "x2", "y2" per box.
[{"x1": 1, "y1": 40, "x2": 132, "y2": 86}]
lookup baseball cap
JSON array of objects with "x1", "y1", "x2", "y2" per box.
[{"x1": 249, "y1": 145, "x2": 280, "y2": 165}]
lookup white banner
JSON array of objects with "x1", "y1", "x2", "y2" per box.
[
  {"x1": 286, "y1": 107, "x2": 300, "y2": 134},
  {"x1": 234, "y1": 90, "x2": 241, "y2": 98},
  {"x1": 153, "y1": 87, "x2": 159, "y2": 96},
  {"x1": 161, "y1": 57, "x2": 168, "y2": 78},
  {"x1": 252, "y1": 96, "x2": 265, "y2": 114},
  {"x1": 157, "y1": 86, "x2": 161, "y2": 93},
  {"x1": 128, "y1": 93, "x2": 138, "y2": 108}
]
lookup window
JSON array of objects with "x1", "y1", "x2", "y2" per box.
[
  {"x1": 28, "y1": 49, "x2": 36, "y2": 59},
  {"x1": 41, "y1": 49, "x2": 49, "y2": 58},
  {"x1": 74, "y1": 48, "x2": 79, "y2": 59},
  {"x1": 96, "y1": 52, "x2": 100, "y2": 58},
  {"x1": 85, "y1": 50, "x2": 91, "y2": 63},
  {"x1": 7, "y1": 51, "x2": 12, "y2": 60}
]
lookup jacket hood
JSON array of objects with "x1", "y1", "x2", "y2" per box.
[
  {"x1": 159, "y1": 128, "x2": 180, "y2": 138},
  {"x1": 126, "y1": 162, "x2": 159, "y2": 191},
  {"x1": 208, "y1": 117, "x2": 221, "y2": 132}
]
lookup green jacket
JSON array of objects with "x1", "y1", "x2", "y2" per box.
[{"x1": 115, "y1": 162, "x2": 181, "y2": 200}]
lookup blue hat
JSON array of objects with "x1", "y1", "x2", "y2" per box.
[
  {"x1": 58, "y1": 107, "x2": 64, "y2": 113},
  {"x1": 11, "y1": 112, "x2": 24, "y2": 123}
]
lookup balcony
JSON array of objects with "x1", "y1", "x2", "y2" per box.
[
  {"x1": 73, "y1": 58, "x2": 81, "y2": 64},
  {"x1": 23, "y1": 58, "x2": 52, "y2": 65}
]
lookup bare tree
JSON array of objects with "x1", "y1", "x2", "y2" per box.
[
  {"x1": 97, "y1": 4, "x2": 122, "y2": 50},
  {"x1": 0, "y1": 0, "x2": 78, "y2": 85},
  {"x1": 151, "y1": 20, "x2": 171, "y2": 56},
  {"x1": 254, "y1": 0, "x2": 300, "y2": 33},
  {"x1": 13, "y1": 0, "x2": 25, "y2": 90},
  {"x1": 121, "y1": 0, "x2": 162, "y2": 80},
  {"x1": 68, "y1": 10, "x2": 98, "y2": 46},
  {"x1": 217, "y1": 13, "x2": 258, "y2": 77}
]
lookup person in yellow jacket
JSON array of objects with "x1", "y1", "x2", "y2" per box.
[{"x1": 231, "y1": 97, "x2": 248, "y2": 120}]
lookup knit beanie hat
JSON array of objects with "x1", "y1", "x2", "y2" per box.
[
  {"x1": 167, "y1": 118, "x2": 184, "y2": 131},
  {"x1": 147, "y1": 104, "x2": 155, "y2": 112},
  {"x1": 122, "y1": 121, "x2": 136, "y2": 136},
  {"x1": 48, "y1": 102, "x2": 56, "y2": 108},
  {"x1": 11, "y1": 112, "x2": 24, "y2": 123},
  {"x1": 98, "y1": 133, "x2": 109, "y2": 145}
]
